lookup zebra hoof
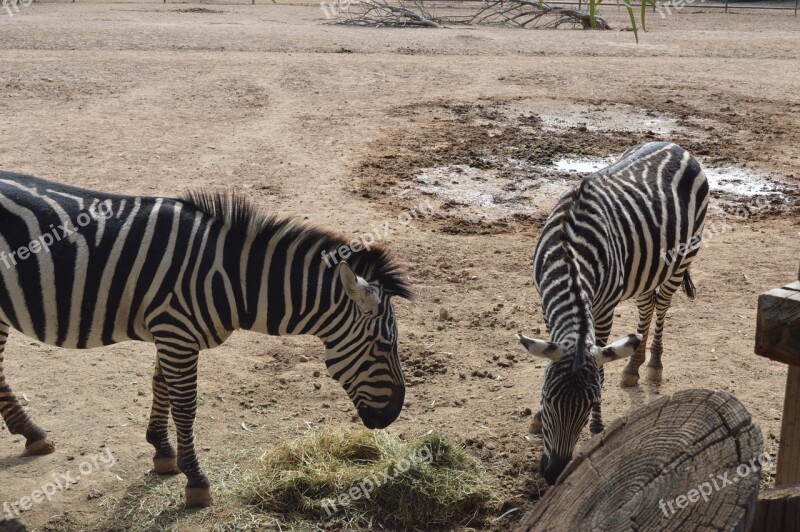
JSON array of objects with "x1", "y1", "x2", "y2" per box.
[
  {"x1": 619, "y1": 372, "x2": 640, "y2": 388},
  {"x1": 647, "y1": 367, "x2": 663, "y2": 382},
  {"x1": 153, "y1": 456, "x2": 179, "y2": 475},
  {"x1": 185, "y1": 486, "x2": 213, "y2": 508},
  {"x1": 25, "y1": 438, "x2": 55, "y2": 455}
]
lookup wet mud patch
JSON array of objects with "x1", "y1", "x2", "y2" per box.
[{"x1": 358, "y1": 99, "x2": 799, "y2": 233}]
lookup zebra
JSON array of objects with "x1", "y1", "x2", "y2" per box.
[
  {"x1": 0, "y1": 170, "x2": 412, "y2": 507},
  {"x1": 516, "y1": 142, "x2": 709, "y2": 485}
]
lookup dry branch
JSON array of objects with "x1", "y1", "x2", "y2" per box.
[
  {"x1": 473, "y1": 0, "x2": 610, "y2": 29},
  {"x1": 330, "y1": 0, "x2": 609, "y2": 30},
  {"x1": 333, "y1": 0, "x2": 444, "y2": 27}
]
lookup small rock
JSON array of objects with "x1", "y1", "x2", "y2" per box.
[
  {"x1": 439, "y1": 308, "x2": 450, "y2": 320},
  {"x1": 313, "y1": 370, "x2": 321, "y2": 378},
  {"x1": 413, "y1": 369, "x2": 425, "y2": 378},
  {"x1": 313, "y1": 382, "x2": 322, "y2": 390},
  {"x1": 87, "y1": 488, "x2": 103, "y2": 500},
  {"x1": 299, "y1": 355, "x2": 310, "y2": 363}
]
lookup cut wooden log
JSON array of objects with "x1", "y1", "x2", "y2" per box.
[
  {"x1": 750, "y1": 482, "x2": 800, "y2": 532},
  {"x1": 516, "y1": 389, "x2": 763, "y2": 532}
]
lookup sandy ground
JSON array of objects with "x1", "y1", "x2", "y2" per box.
[{"x1": 0, "y1": 4, "x2": 799, "y2": 530}]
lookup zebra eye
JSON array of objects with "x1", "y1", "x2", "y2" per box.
[{"x1": 375, "y1": 340, "x2": 392, "y2": 355}]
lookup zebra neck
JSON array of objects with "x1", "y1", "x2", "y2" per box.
[
  {"x1": 238, "y1": 232, "x2": 347, "y2": 339},
  {"x1": 541, "y1": 256, "x2": 596, "y2": 347}
]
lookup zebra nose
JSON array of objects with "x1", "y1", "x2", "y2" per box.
[
  {"x1": 542, "y1": 454, "x2": 568, "y2": 485},
  {"x1": 356, "y1": 387, "x2": 405, "y2": 429}
]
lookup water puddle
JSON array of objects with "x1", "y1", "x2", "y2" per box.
[
  {"x1": 395, "y1": 159, "x2": 796, "y2": 226},
  {"x1": 704, "y1": 166, "x2": 797, "y2": 215},
  {"x1": 553, "y1": 157, "x2": 614, "y2": 173}
]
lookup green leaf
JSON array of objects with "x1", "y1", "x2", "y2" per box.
[
  {"x1": 640, "y1": 0, "x2": 648, "y2": 31},
  {"x1": 623, "y1": 0, "x2": 638, "y2": 43}
]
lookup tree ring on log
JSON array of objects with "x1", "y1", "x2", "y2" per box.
[{"x1": 517, "y1": 389, "x2": 763, "y2": 532}]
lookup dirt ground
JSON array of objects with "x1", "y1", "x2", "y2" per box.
[{"x1": 0, "y1": 3, "x2": 799, "y2": 531}]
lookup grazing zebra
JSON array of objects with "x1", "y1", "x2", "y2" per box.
[
  {"x1": 517, "y1": 142, "x2": 709, "y2": 485},
  {"x1": 0, "y1": 171, "x2": 412, "y2": 507}
]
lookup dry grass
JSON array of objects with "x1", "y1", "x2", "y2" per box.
[
  {"x1": 97, "y1": 429, "x2": 497, "y2": 531},
  {"x1": 244, "y1": 429, "x2": 498, "y2": 528}
]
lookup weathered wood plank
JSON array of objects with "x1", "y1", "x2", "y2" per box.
[
  {"x1": 776, "y1": 365, "x2": 800, "y2": 487},
  {"x1": 750, "y1": 482, "x2": 800, "y2": 532},
  {"x1": 755, "y1": 283, "x2": 800, "y2": 366},
  {"x1": 516, "y1": 389, "x2": 762, "y2": 532}
]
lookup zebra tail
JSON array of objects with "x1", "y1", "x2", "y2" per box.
[{"x1": 681, "y1": 270, "x2": 696, "y2": 301}]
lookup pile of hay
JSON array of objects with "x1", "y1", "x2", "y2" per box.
[{"x1": 242, "y1": 429, "x2": 496, "y2": 528}]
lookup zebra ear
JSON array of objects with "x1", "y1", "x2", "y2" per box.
[
  {"x1": 592, "y1": 334, "x2": 642, "y2": 366},
  {"x1": 516, "y1": 332, "x2": 564, "y2": 362},
  {"x1": 337, "y1": 262, "x2": 380, "y2": 315}
]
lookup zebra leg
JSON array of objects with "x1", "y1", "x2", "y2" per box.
[
  {"x1": 646, "y1": 275, "x2": 684, "y2": 382},
  {"x1": 590, "y1": 366, "x2": 605, "y2": 435},
  {"x1": 620, "y1": 291, "x2": 655, "y2": 387},
  {"x1": 155, "y1": 344, "x2": 211, "y2": 507},
  {"x1": 146, "y1": 362, "x2": 179, "y2": 475},
  {"x1": 0, "y1": 322, "x2": 55, "y2": 455}
]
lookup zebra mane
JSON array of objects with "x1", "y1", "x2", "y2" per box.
[
  {"x1": 558, "y1": 178, "x2": 596, "y2": 373},
  {"x1": 178, "y1": 190, "x2": 413, "y2": 300}
]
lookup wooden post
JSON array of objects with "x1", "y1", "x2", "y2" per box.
[
  {"x1": 777, "y1": 366, "x2": 800, "y2": 486},
  {"x1": 755, "y1": 266, "x2": 800, "y2": 486},
  {"x1": 751, "y1": 483, "x2": 800, "y2": 531}
]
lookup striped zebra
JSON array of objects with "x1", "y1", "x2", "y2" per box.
[
  {"x1": 0, "y1": 171, "x2": 411, "y2": 507},
  {"x1": 516, "y1": 142, "x2": 709, "y2": 485}
]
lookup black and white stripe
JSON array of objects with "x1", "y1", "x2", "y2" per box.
[
  {"x1": 0, "y1": 171, "x2": 411, "y2": 506},
  {"x1": 518, "y1": 142, "x2": 709, "y2": 485}
]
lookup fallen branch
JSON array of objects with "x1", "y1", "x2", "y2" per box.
[
  {"x1": 334, "y1": 0, "x2": 444, "y2": 28},
  {"x1": 473, "y1": 0, "x2": 611, "y2": 29},
  {"x1": 329, "y1": 0, "x2": 609, "y2": 30}
]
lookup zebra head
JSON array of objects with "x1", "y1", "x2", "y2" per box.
[
  {"x1": 516, "y1": 332, "x2": 641, "y2": 485},
  {"x1": 324, "y1": 262, "x2": 407, "y2": 430}
]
